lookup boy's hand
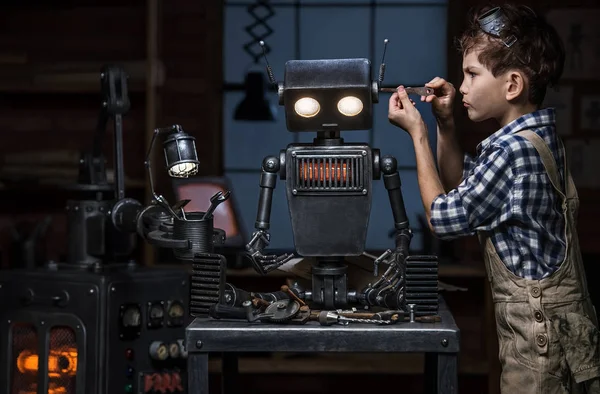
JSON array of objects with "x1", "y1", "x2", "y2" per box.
[
  {"x1": 388, "y1": 85, "x2": 426, "y2": 138},
  {"x1": 421, "y1": 77, "x2": 455, "y2": 122}
]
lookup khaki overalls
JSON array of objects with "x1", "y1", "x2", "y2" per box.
[{"x1": 479, "y1": 129, "x2": 600, "y2": 393}]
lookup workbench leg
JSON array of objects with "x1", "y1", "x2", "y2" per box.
[
  {"x1": 188, "y1": 352, "x2": 210, "y2": 394},
  {"x1": 221, "y1": 352, "x2": 239, "y2": 394},
  {"x1": 424, "y1": 353, "x2": 458, "y2": 394},
  {"x1": 424, "y1": 352, "x2": 437, "y2": 394}
]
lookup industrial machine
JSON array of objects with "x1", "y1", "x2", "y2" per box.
[{"x1": 0, "y1": 65, "x2": 202, "y2": 394}]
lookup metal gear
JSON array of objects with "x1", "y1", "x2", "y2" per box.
[{"x1": 265, "y1": 299, "x2": 300, "y2": 323}]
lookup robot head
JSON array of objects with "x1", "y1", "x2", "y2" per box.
[{"x1": 277, "y1": 58, "x2": 379, "y2": 132}]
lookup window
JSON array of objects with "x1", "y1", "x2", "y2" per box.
[{"x1": 223, "y1": 0, "x2": 447, "y2": 252}]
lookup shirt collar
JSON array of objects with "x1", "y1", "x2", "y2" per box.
[{"x1": 477, "y1": 108, "x2": 556, "y2": 153}]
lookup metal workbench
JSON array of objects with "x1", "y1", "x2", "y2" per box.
[{"x1": 186, "y1": 296, "x2": 460, "y2": 394}]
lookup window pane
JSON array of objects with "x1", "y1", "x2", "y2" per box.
[
  {"x1": 225, "y1": 6, "x2": 295, "y2": 84},
  {"x1": 299, "y1": 7, "x2": 370, "y2": 59},
  {"x1": 376, "y1": 0, "x2": 447, "y2": 4},
  {"x1": 301, "y1": 0, "x2": 370, "y2": 3},
  {"x1": 225, "y1": 172, "x2": 295, "y2": 250},
  {"x1": 223, "y1": 91, "x2": 293, "y2": 170},
  {"x1": 297, "y1": 130, "x2": 370, "y2": 143},
  {"x1": 374, "y1": 6, "x2": 447, "y2": 84},
  {"x1": 366, "y1": 169, "x2": 424, "y2": 251}
]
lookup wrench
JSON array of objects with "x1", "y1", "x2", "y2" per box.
[
  {"x1": 380, "y1": 86, "x2": 434, "y2": 96},
  {"x1": 202, "y1": 190, "x2": 231, "y2": 220}
]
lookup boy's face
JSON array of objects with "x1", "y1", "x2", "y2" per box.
[{"x1": 459, "y1": 48, "x2": 509, "y2": 123}]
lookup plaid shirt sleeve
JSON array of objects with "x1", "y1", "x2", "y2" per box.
[
  {"x1": 463, "y1": 153, "x2": 476, "y2": 180},
  {"x1": 430, "y1": 145, "x2": 515, "y2": 239}
]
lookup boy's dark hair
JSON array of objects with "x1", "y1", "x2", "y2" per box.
[{"x1": 457, "y1": 4, "x2": 565, "y2": 105}]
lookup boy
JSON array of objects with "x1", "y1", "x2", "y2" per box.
[{"x1": 387, "y1": 4, "x2": 600, "y2": 392}]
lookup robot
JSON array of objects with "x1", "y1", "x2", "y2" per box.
[{"x1": 243, "y1": 41, "x2": 439, "y2": 314}]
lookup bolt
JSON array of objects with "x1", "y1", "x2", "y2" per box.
[
  {"x1": 441, "y1": 339, "x2": 449, "y2": 347},
  {"x1": 86, "y1": 206, "x2": 93, "y2": 212},
  {"x1": 196, "y1": 340, "x2": 203, "y2": 349},
  {"x1": 181, "y1": 281, "x2": 186, "y2": 286},
  {"x1": 409, "y1": 304, "x2": 416, "y2": 323},
  {"x1": 362, "y1": 189, "x2": 367, "y2": 195},
  {"x1": 111, "y1": 287, "x2": 116, "y2": 292},
  {"x1": 41, "y1": 321, "x2": 45, "y2": 325},
  {"x1": 89, "y1": 289, "x2": 95, "y2": 294},
  {"x1": 292, "y1": 152, "x2": 296, "y2": 157},
  {"x1": 7, "y1": 320, "x2": 11, "y2": 324},
  {"x1": 362, "y1": 150, "x2": 367, "y2": 156},
  {"x1": 102, "y1": 101, "x2": 107, "y2": 107},
  {"x1": 292, "y1": 189, "x2": 298, "y2": 195}
]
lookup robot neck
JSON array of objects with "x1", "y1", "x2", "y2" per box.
[{"x1": 314, "y1": 129, "x2": 343, "y2": 146}]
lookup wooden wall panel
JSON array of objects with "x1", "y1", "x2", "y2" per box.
[{"x1": 0, "y1": 1, "x2": 223, "y2": 267}]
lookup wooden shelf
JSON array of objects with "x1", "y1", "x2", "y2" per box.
[
  {"x1": 0, "y1": 178, "x2": 146, "y2": 192},
  {"x1": 0, "y1": 60, "x2": 164, "y2": 93}
]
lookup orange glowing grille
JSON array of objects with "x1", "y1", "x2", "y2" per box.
[
  {"x1": 17, "y1": 348, "x2": 77, "y2": 378},
  {"x1": 292, "y1": 152, "x2": 366, "y2": 192},
  {"x1": 298, "y1": 161, "x2": 351, "y2": 183}
]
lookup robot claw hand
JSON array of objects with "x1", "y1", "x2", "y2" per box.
[
  {"x1": 245, "y1": 230, "x2": 295, "y2": 275},
  {"x1": 372, "y1": 247, "x2": 407, "y2": 277}
]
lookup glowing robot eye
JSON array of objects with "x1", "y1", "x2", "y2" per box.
[
  {"x1": 337, "y1": 96, "x2": 363, "y2": 117},
  {"x1": 294, "y1": 97, "x2": 320, "y2": 118}
]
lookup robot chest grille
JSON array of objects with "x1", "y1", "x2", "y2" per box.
[{"x1": 292, "y1": 152, "x2": 367, "y2": 194}]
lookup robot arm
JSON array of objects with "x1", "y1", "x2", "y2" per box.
[
  {"x1": 245, "y1": 155, "x2": 294, "y2": 275},
  {"x1": 363, "y1": 155, "x2": 413, "y2": 308},
  {"x1": 375, "y1": 155, "x2": 412, "y2": 275}
]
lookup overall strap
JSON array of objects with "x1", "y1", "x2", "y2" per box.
[{"x1": 515, "y1": 130, "x2": 565, "y2": 200}]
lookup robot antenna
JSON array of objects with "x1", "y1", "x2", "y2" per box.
[
  {"x1": 378, "y1": 38, "x2": 389, "y2": 85},
  {"x1": 259, "y1": 40, "x2": 277, "y2": 85}
]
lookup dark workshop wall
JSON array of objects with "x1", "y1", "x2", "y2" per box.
[{"x1": 0, "y1": 0, "x2": 222, "y2": 267}]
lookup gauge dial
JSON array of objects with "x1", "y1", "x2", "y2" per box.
[
  {"x1": 167, "y1": 300, "x2": 185, "y2": 326},
  {"x1": 150, "y1": 305, "x2": 164, "y2": 319},
  {"x1": 168, "y1": 302, "x2": 184, "y2": 318},
  {"x1": 122, "y1": 306, "x2": 141, "y2": 327},
  {"x1": 147, "y1": 302, "x2": 165, "y2": 328}
]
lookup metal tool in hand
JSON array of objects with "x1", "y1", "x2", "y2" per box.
[
  {"x1": 202, "y1": 190, "x2": 231, "y2": 220},
  {"x1": 380, "y1": 86, "x2": 434, "y2": 96}
]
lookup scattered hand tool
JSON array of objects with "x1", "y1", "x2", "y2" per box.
[{"x1": 202, "y1": 190, "x2": 231, "y2": 220}]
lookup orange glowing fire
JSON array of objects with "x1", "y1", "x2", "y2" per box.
[
  {"x1": 298, "y1": 162, "x2": 352, "y2": 183},
  {"x1": 17, "y1": 347, "x2": 78, "y2": 378}
]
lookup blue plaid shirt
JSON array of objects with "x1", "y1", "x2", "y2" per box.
[{"x1": 430, "y1": 108, "x2": 567, "y2": 280}]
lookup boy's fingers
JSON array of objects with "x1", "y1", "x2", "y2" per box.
[
  {"x1": 396, "y1": 86, "x2": 412, "y2": 107},
  {"x1": 388, "y1": 92, "x2": 400, "y2": 112},
  {"x1": 427, "y1": 77, "x2": 440, "y2": 85}
]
